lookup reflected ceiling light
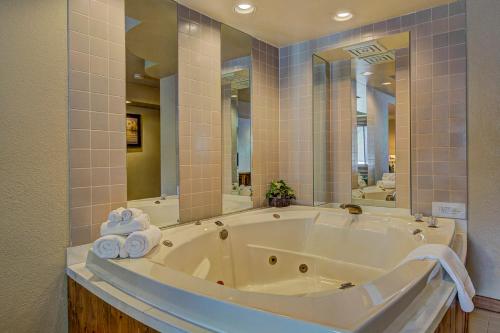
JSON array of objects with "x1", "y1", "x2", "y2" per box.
[
  {"x1": 231, "y1": 94, "x2": 238, "y2": 98},
  {"x1": 234, "y1": 3, "x2": 256, "y2": 14},
  {"x1": 382, "y1": 81, "x2": 392, "y2": 85},
  {"x1": 333, "y1": 11, "x2": 353, "y2": 22},
  {"x1": 133, "y1": 73, "x2": 144, "y2": 80},
  {"x1": 126, "y1": 100, "x2": 132, "y2": 104},
  {"x1": 361, "y1": 71, "x2": 373, "y2": 76}
]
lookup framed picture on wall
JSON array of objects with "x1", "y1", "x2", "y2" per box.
[{"x1": 126, "y1": 113, "x2": 142, "y2": 148}]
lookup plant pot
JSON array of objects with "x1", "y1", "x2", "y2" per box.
[{"x1": 268, "y1": 197, "x2": 291, "y2": 208}]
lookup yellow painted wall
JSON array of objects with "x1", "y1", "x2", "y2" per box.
[{"x1": 126, "y1": 106, "x2": 161, "y2": 200}]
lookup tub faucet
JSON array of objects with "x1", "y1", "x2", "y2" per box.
[{"x1": 340, "y1": 203, "x2": 363, "y2": 215}]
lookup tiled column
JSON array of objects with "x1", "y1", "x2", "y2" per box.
[
  {"x1": 69, "y1": 0, "x2": 127, "y2": 245},
  {"x1": 330, "y1": 60, "x2": 352, "y2": 203},
  {"x1": 177, "y1": 6, "x2": 222, "y2": 221},
  {"x1": 221, "y1": 83, "x2": 233, "y2": 194},
  {"x1": 312, "y1": 58, "x2": 331, "y2": 204},
  {"x1": 251, "y1": 39, "x2": 280, "y2": 207},
  {"x1": 279, "y1": 44, "x2": 314, "y2": 205},
  {"x1": 395, "y1": 48, "x2": 410, "y2": 209}
]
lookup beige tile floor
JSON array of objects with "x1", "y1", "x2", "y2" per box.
[{"x1": 469, "y1": 309, "x2": 500, "y2": 333}]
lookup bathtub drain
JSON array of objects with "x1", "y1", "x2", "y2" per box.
[
  {"x1": 269, "y1": 256, "x2": 278, "y2": 265},
  {"x1": 299, "y1": 264, "x2": 308, "y2": 273}
]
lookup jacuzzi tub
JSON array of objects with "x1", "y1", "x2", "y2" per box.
[
  {"x1": 86, "y1": 206, "x2": 456, "y2": 333},
  {"x1": 127, "y1": 196, "x2": 179, "y2": 227}
]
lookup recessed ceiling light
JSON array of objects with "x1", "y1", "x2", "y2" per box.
[
  {"x1": 361, "y1": 71, "x2": 373, "y2": 76},
  {"x1": 382, "y1": 81, "x2": 392, "y2": 86},
  {"x1": 333, "y1": 11, "x2": 353, "y2": 22},
  {"x1": 234, "y1": 3, "x2": 255, "y2": 14}
]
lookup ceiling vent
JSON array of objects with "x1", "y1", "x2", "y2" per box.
[
  {"x1": 360, "y1": 51, "x2": 395, "y2": 65},
  {"x1": 344, "y1": 40, "x2": 387, "y2": 58}
]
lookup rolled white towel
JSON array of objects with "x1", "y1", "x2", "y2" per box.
[
  {"x1": 121, "y1": 207, "x2": 143, "y2": 223},
  {"x1": 124, "y1": 225, "x2": 162, "y2": 258},
  {"x1": 93, "y1": 235, "x2": 128, "y2": 259},
  {"x1": 108, "y1": 207, "x2": 126, "y2": 225},
  {"x1": 100, "y1": 213, "x2": 151, "y2": 236}
]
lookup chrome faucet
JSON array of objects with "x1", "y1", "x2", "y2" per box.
[{"x1": 340, "y1": 203, "x2": 363, "y2": 215}]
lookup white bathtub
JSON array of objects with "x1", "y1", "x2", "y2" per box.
[
  {"x1": 86, "y1": 206, "x2": 456, "y2": 333},
  {"x1": 128, "y1": 195, "x2": 252, "y2": 227},
  {"x1": 127, "y1": 196, "x2": 179, "y2": 227},
  {"x1": 222, "y1": 193, "x2": 253, "y2": 214}
]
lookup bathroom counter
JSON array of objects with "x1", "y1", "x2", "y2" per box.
[{"x1": 66, "y1": 223, "x2": 467, "y2": 333}]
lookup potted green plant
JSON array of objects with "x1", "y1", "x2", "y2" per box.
[{"x1": 265, "y1": 180, "x2": 296, "y2": 207}]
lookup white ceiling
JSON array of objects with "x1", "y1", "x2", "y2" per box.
[{"x1": 176, "y1": 0, "x2": 453, "y2": 47}]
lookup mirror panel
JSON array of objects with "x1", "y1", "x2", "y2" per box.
[
  {"x1": 351, "y1": 49, "x2": 397, "y2": 207},
  {"x1": 125, "y1": 0, "x2": 179, "y2": 227},
  {"x1": 313, "y1": 32, "x2": 410, "y2": 208},
  {"x1": 221, "y1": 24, "x2": 253, "y2": 214}
]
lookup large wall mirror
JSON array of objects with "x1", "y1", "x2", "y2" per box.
[
  {"x1": 221, "y1": 24, "x2": 253, "y2": 214},
  {"x1": 125, "y1": 0, "x2": 179, "y2": 227},
  {"x1": 313, "y1": 32, "x2": 410, "y2": 209}
]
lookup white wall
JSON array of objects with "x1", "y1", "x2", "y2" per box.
[
  {"x1": 466, "y1": 0, "x2": 500, "y2": 300},
  {"x1": 237, "y1": 117, "x2": 251, "y2": 173},
  {"x1": 0, "y1": 0, "x2": 69, "y2": 332},
  {"x1": 160, "y1": 75, "x2": 178, "y2": 196}
]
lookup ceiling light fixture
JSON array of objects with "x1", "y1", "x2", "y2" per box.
[
  {"x1": 382, "y1": 82, "x2": 392, "y2": 86},
  {"x1": 333, "y1": 11, "x2": 353, "y2": 22},
  {"x1": 361, "y1": 71, "x2": 373, "y2": 76},
  {"x1": 234, "y1": 3, "x2": 256, "y2": 14}
]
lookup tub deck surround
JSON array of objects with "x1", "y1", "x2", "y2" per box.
[{"x1": 82, "y1": 206, "x2": 458, "y2": 332}]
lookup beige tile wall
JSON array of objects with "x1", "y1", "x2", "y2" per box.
[
  {"x1": 312, "y1": 57, "x2": 331, "y2": 204},
  {"x1": 279, "y1": 1, "x2": 467, "y2": 214},
  {"x1": 279, "y1": 44, "x2": 314, "y2": 205},
  {"x1": 69, "y1": 0, "x2": 127, "y2": 245},
  {"x1": 221, "y1": 83, "x2": 233, "y2": 194},
  {"x1": 251, "y1": 39, "x2": 280, "y2": 207},
  {"x1": 395, "y1": 48, "x2": 411, "y2": 209},
  {"x1": 330, "y1": 60, "x2": 353, "y2": 204},
  {"x1": 177, "y1": 6, "x2": 222, "y2": 221}
]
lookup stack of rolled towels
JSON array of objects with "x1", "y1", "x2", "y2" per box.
[{"x1": 93, "y1": 207, "x2": 162, "y2": 259}]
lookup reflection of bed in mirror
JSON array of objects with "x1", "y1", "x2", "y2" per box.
[{"x1": 352, "y1": 173, "x2": 396, "y2": 206}]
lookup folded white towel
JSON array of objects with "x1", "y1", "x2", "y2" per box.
[
  {"x1": 100, "y1": 213, "x2": 151, "y2": 236},
  {"x1": 401, "y1": 244, "x2": 475, "y2": 312},
  {"x1": 93, "y1": 235, "x2": 128, "y2": 259},
  {"x1": 108, "y1": 207, "x2": 126, "y2": 225},
  {"x1": 121, "y1": 207, "x2": 143, "y2": 223},
  {"x1": 124, "y1": 225, "x2": 162, "y2": 258}
]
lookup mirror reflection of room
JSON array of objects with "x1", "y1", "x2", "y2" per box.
[
  {"x1": 124, "y1": 0, "x2": 179, "y2": 226},
  {"x1": 312, "y1": 33, "x2": 409, "y2": 209},
  {"x1": 352, "y1": 47, "x2": 397, "y2": 207},
  {"x1": 221, "y1": 24, "x2": 253, "y2": 214}
]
